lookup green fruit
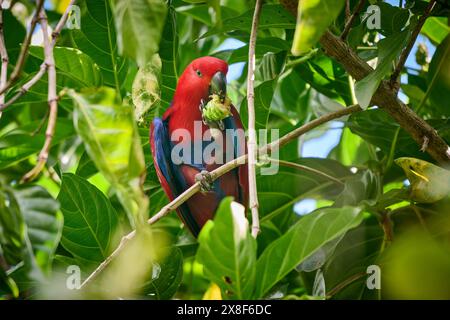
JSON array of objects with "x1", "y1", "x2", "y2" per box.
[{"x1": 202, "y1": 94, "x2": 232, "y2": 122}]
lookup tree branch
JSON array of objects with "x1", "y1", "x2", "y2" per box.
[
  {"x1": 390, "y1": 0, "x2": 436, "y2": 85},
  {"x1": 79, "y1": 104, "x2": 362, "y2": 288},
  {"x1": 247, "y1": 0, "x2": 263, "y2": 239},
  {"x1": 341, "y1": 0, "x2": 366, "y2": 40},
  {"x1": 319, "y1": 31, "x2": 450, "y2": 165},
  {"x1": 0, "y1": 0, "x2": 44, "y2": 96},
  {"x1": 21, "y1": 9, "x2": 57, "y2": 183},
  {"x1": 0, "y1": 0, "x2": 76, "y2": 113},
  {"x1": 0, "y1": 0, "x2": 7, "y2": 116}
]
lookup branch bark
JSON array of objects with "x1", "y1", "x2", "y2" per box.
[
  {"x1": 319, "y1": 31, "x2": 450, "y2": 165},
  {"x1": 0, "y1": 0, "x2": 8, "y2": 114},
  {"x1": 21, "y1": 9, "x2": 57, "y2": 183},
  {"x1": 280, "y1": 1, "x2": 450, "y2": 165},
  {"x1": 247, "y1": 0, "x2": 263, "y2": 238},
  {"x1": 80, "y1": 104, "x2": 362, "y2": 289}
]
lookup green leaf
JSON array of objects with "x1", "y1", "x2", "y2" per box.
[
  {"x1": 3, "y1": 10, "x2": 26, "y2": 65},
  {"x1": 428, "y1": 35, "x2": 450, "y2": 117},
  {"x1": 258, "y1": 158, "x2": 351, "y2": 223},
  {"x1": 58, "y1": 173, "x2": 120, "y2": 268},
  {"x1": 355, "y1": 31, "x2": 409, "y2": 109},
  {"x1": 69, "y1": 0, "x2": 128, "y2": 92},
  {"x1": 347, "y1": 109, "x2": 450, "y2": 161},
  {"x1": 197, "y1": 198, "x2": 257, "y2": 300},
  {"x1": 227, "y1": 38, "x2": 290, "y2": 64},
  {"x1": 422, "y1": 17, "x2": 450, "y2": 45},
  {"x1": 140, "y1": 247, "x2": 183, "y2": 299},
  {"x1": 334, "y1": 170, "x2": 380, "y2": 207},
  {"x1": 14, "y1": 186, "x2": 63, "y2": 275},
  {"x1": 255, "y1": 206, "x2": 364, "y2": 298},
  {"x1": 159, "y1": 6, "x2": 179, "y2": 109},
  {"x1": 292, "y1": 0, "x2": 346, "y2": 55},
  {"x1": 68, "y1": 87, "x2": 147, "y2": 226},
  {"x1": 28, "y1": 46, "x2": 102, "y2": 88},
  {"x1": 132, "y1": 56, "x2": 161, "y2": 122},
  {"x1": 111, "y1": 0, "x2": 168, "y2": 67},
  {"x1": 200, "y1": 4, "x2": 295, "y2": 38},
  {"x1": 395, "y1": 157, "x2": 450, "y2": 203},
  {"x1": 240, "y1": 52, "x2": 285, "y2": 130},
  {"x1": 0, "y1": 119, "x2": 75, "y2": 169},
  {"x1": 377, "y1": 2, "x2": 410, "y2": 37}
]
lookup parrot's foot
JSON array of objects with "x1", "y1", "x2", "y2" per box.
[{"x1": 195, "y1": 170, "x2": 213, "y2": 192}]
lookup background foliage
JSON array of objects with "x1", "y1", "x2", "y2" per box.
[{"x1": 1, "y1": 0, "x2": 450, "y2": 300}]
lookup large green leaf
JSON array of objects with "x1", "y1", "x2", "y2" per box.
[
  {"x1": 292, "y1": 0, "x2": 346, "y2": 55},
  {"x1": 197, "y1": 198, "x2": 257, "y2": 300},
  {"x1": 3, "y1": 10, "x2": 26, "y2": 65},
  {"x1": 255, "y1": 206, "x2": 364, "y2": 298},
  {"x1": 58, "y1": 173, "x2": 120, "y2": 268},
  {"x1": 14, "y1": 186, "x2": 63, "y2": 275},
  {"x1": 68, "y1": 87, "x2": 147, "y2": 226},
  {"x1": 28, "y1": 46, "x2": 102, "y2": 89},
  {"x1": 69, "y1": 0, "x2": 128, "y2": 92},
  {"x1": 355, "y1": 31, "x2": 409, "y2": 109},
  {"x1": 111, "y1": 0, "x2": 168, "y2": 67},
  {"x1": 227, "y1": 38, "x2": 290, "y2": 64}
]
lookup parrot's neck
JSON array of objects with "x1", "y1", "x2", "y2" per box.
[{"x1": 165, "y1": 100, "x2": 209, "y2": 138}]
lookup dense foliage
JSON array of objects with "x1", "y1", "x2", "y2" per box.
[{"x1": 1, "y1": 0, "x2": 450, "y2": 300}]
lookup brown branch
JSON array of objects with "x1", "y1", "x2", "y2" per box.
[
  {"x1": 341, "y1": 0, "x2": 366, "y2": 40},
  {"x1": 0, "y1": 0, "x2": 76, "y2": 113},
  {"x1": 80, "y1": 104, "x2": 362, "y2": 289},
  {"x1": 247, "y1": 0, "x2": 263, "y2": 238},
  {"x1": 0, "y1": 0, "x2": 44, "y2": 96},
  {"x1": 319, "y1": 31, "x2": 450, "y2": 165},
  {"x1": 21, "y1": 9, "x2": 57, "y2": 183},
  {"x1": 390, "y1": 0, "x2": 437, "y2": 85},
  {"x1": 0, "y1": 0, "x2": 8, "y2": 113}
]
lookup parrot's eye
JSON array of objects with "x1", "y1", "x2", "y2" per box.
[{"x1": 195, "y1": 69, "x2": 202, "y2": 77}]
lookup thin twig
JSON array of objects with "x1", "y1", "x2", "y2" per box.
[
  {"x1": 247, "y1": 0, "x2": 263, "y2": 239},
  {"x1": 341, "y1": 0, "x2": 366, "y2": 40},
  {"x1": 326, "y1": 271, "x2": 367, "y2": 298},
  {"x1": 0, "y1": 0, "x2": 44, "y2": 96},
  {"x1": 0, "y1": 0, "x2": 76, "y2": 113},
  {"x1": 80, "y1": 104, "x2": 362, "y2": 288},
  {"x1": 21, "y1": 9, "x2": 57, "y2": 183},
  {"x1": 268, "y1": 158, "x2": 345, "y2": 186},
  {"x1": 0, "y1": 0, "x2": 8, "y2": 115},
  {"x1": 390, "y1": 0, "x2": 436, "y2": 85}
]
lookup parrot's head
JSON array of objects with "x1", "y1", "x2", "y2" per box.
[{"x1": 173, "y1": 56, "x2": 229, "y2": 108}]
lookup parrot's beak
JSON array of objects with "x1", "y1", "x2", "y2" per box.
[{"x1": 209, "y1": 71, "x2": 227, "y2": 102}]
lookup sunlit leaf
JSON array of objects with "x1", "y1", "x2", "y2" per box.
[
  {"x1": 68, "y1": 87, "x2": 147, "y2": 226},
  {"x1": 255, "y1": 206, "x2": 364, "y2": 298},
  {"x1": 197, "y1": 198, "x2": 257, "y2": 300},
  {"x1": 292, "y1": 0, "x2": 345, "y2": 55},
  {"x1": 111, "y1": 0, "x2": 168, "y2": 67}
]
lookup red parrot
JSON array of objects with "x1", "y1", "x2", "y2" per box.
[{"x1": 150, "y1": 57, "x2": 248, "y2": 237}]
